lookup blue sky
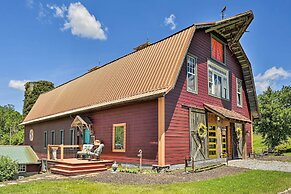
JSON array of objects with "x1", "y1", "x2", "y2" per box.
[{"x1": 0, "y1": 0, "x2": 290, "y2": 113}]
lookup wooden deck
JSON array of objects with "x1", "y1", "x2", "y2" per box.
[{"x1": 48, "y1": 159, "x2": 113, "y2": 176}]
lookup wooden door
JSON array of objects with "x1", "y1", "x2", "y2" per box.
[
  {"x1": 232, "y1": 123, "x2": 243, "y2": 159},
  {"x1": 189, "y1": 110, "x2": 207, "y2": 161}
]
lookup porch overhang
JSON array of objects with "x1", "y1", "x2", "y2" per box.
[
  {"x1": 71, "y1": 115, "x2": 92, "y2": 129},
  {"x1": 204, "y1": 104, "x2": 251, "y2": 123}
]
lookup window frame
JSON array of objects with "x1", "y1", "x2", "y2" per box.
[
  {"x1": 70, "y1": 129, "x2": 75, "y2": 145},
  {"x1": 210, "y1": 34, "x2": 226, "y2": 65},
  {"x1": 236, "y1": 78, "x2": 243, "y2": 107},
  {"x1": 51, "y1": 130, "x2": 55, "y2": 145},
  {"x1": 186, "y1": 54, "x2": 198, "y2": 94},
  {"x1": 18, "y1": 164, "x2": 26, "y2": 173},
  {"x1": 112, "y1": 123, "x2": 126, "y2": 152},
  {"x1": 60, "y1": 129, "x2": 64, "y2": 145},
  {"x1": 44, "y1": 131, "x2": 48, "y2": 149},
  {"x1": 207, "y1": 60, "x2": 229, "y2": 100}
]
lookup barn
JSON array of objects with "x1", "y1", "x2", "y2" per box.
[{"x1": 22, "y1": 11, "x2": 259, "y2": 169}]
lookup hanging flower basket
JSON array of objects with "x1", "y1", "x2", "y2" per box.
[{"x1": 197, "y1": 123, "x2": 207, "y2": 138}]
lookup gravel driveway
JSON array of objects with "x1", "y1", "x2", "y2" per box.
[{"x1": 228, "y1": 159, "x2": 291, "y2": 172}]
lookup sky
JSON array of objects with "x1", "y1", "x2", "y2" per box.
[{"x1": 0, "y1": 0, "x2": 290, "y2": 113}]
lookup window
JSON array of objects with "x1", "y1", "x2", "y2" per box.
[
  {"x1": 60, "y1": 130, "x2": 64, "y2": 144},
  {"x1": 18, "y1": 164, "x2": 26, "y2": 173},
  {"x1": 70, "y1": 129, "x2": 75, "y2": 145},
  {"x1": 187, "y1": 55, "x2": 198, "y2": 93},
  {"x1": 208, "y1": 60, "x2": 229, "y2": 99},
  {"x1": 51, "y1": 131, "x2": 55, "y2": 145},
  {"x1": 112, "y1": 123, "x2": 126, "y2": 152},
  {"x1": 44, "y1": 131, "x2": 47, "y2": 148},
  {"x1": 236, "y1": 78, "x2": 243, "y2": 107},
  {"x1": 211, "y1": 36, "x2": 225, "y2": 64}
]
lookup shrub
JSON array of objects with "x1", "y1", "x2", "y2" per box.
[
  {"x1": 274, "y1": 140, "x2": 291, "y2": 153},
  {"x1": 0, "y1": 156, "x2": 18, "y2": 182}
]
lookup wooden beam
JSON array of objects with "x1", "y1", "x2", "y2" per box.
[
  {"x1": 205, "y1": 19, "x2": 241, "y2": 33},
  {"x1": 158, "y1": 96, "x2": 165, "y2": 166}
]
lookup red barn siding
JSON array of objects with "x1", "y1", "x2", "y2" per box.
[
  {"x1": 25, "y1": 100, "x2": 158, "y2": 165},
  {"x1": 165, "y1": 29, "x2": 252, "y2": 164}
]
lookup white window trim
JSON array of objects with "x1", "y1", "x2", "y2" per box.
[
  {"x1": 210, "y1": 34, "x2": 226, "y2": 65},
  {"x1": 186, "y1": 54, "x2": 198, "y2": 94},
  {"x1": 18, "y1": 164, "x2": 26, "y2": 173},
  {"x1": 236, "y1": 78, "x2": 243, "y2": 107},
  {"x1": 207, "y1": 59, "x2": 229, "y2": 100},
  {"x1": 60, "y1": 129, "x2": 64, "y2": 145}
]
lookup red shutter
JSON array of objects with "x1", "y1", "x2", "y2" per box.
[{"x1": 211, "y1": 38, "x2": 224, "y2": 63}]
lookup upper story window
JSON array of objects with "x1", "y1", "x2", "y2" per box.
[
  {"x1": 187, "y1": 55, "x2": 198, "y2": 93},
  {"x1": 208, "y1": 60, "x2": 229, "y2": 100},
  {"x1": 236, "y1": 78, "x2": 243, "y2": 107},
  {"x1": 112, "y1": 123, "x2": 126, "y2": 152},
  {"x1": 211, "y1": 36, "x2": 225, "y2": 64}
]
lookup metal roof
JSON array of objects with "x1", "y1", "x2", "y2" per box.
[
  {"x1": 22, "y1": 25, "x2": 195, "y2": 124},
  {"x1": 204, "y1": 104, "x2": 251, "y2": 123},
  {"x1": 22, "y1": 10, "x2": 259, "y2": 125},
  {"x1": 0, "y1": 146, "x2": 40, "y2": 164}
]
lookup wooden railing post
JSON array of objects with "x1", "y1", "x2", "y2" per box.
[
  {"x1": 47, "y1": 144, "x2": 50, "y2": 160},
  {"x1": 60, "y1": 144, "x2": 64, "y2": 160}
]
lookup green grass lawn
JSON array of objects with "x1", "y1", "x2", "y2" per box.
[
  {"x1": 1, "y1": 170, "x2": 291, "y2": 194},
  {"x1": 253, "y1": 133, "x2": 267, "y2": 153}
]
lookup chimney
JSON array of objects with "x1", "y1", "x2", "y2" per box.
[{"x1": 133, "y1": 41, "x2": 152, "y2": 51}]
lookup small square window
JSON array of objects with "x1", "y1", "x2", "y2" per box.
[{"x1": 18, "y1": 164, "x2": 26, "y2": 173}]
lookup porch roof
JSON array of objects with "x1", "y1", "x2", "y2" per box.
[{"x1": 204, "y1": 104, "x2": 251, "y2": 123}]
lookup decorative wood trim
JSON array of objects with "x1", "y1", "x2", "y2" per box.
[
  {"x1": 158, "y1": 97, "x2": 165, "y2": 166},
  {"x1": 112, "y1": 123, "x2": 126, "y2": 152}
]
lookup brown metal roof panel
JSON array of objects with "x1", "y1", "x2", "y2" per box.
[{"x1": 24, "y1": 26, "x2": 195, "y2": 123}]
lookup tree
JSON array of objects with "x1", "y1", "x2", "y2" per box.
[
  {"x1": 0, "y1": 105, "x2": 24, "y2": 145},
  {"x1": 254, "y1": 86, "x2": 291, "y2": 149},
  {"x1": 23, "y1": 80, "x2": 54, "y2": 117}
]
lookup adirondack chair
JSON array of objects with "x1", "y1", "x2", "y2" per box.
[
  {"x1": 88, "y1": 143, "x2": 104, "y2": 160},
  {"x1": 76, "y1": 144, "x2": 94, "y2": 159}
]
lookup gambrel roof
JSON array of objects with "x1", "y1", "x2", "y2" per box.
[{"x1": 22, "y1": 11, "x2": 259, "y2": 125}]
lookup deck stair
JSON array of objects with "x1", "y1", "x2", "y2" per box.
[{"x1": 49, "y1": 159, "x2": 113, "y2": 176}]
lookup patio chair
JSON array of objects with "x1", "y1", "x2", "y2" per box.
[
  {"x1": 88, "y1": 143, "x2": 104, "y2": 160},
  {"x1": 76, "y1": 144, "x2": 94, "y2": 159}
]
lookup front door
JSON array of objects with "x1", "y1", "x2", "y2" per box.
[{"x1": 83, "y1": 128, "x2": 90, "y2": 144}]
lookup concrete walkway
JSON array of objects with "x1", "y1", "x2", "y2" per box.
[{"x1": 228, "y1": 159, "x2": 291, "y2": 172}]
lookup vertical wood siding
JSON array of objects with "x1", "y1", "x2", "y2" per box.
[{"x1": 165, "y1": 29, "x2": 252, "y2": 164}]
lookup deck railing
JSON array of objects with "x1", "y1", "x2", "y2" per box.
[{"x1": 47, "y1": 144, "x2": 82, "y2": 160}]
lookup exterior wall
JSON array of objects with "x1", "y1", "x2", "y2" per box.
[
  {"x1": 26, "y1": 164, "x2": 40, "y2": 173},
  {"x1": 25, "y1": 100, "x2": 158, "y2": 165},
  {"x1": 165, "y1": 29, "x2": 252, "y2": 164}
]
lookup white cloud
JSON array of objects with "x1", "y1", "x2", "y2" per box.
[
  {"x1": 164, "y1": 14, "x2": 177, "y2": 30},
  {"x1": 62, "y1": 2, "x2": 107, "y2": 40},
  {"x1": 37, "y1": 3, "x2": 47, "y2": 20},
  {"x1": 26, "y1": 0, "x2": 34, "y2": 8},
  {"x1": 255, "y1": 66, "x2": 291, "y2": 92},
  {"x1": 8, "y1": 80, "x2": 30, "y2": 92},
  {"x1": 47, "y1": 4, "x2": 67, "y2": 18}
]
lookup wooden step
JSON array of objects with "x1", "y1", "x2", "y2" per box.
[
  {"x1": 54, "y1": 164, "x2": 106, "y2": 171},
  {"x1": 50, "y1": 167, "x2": 107, "y2": 176}
]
